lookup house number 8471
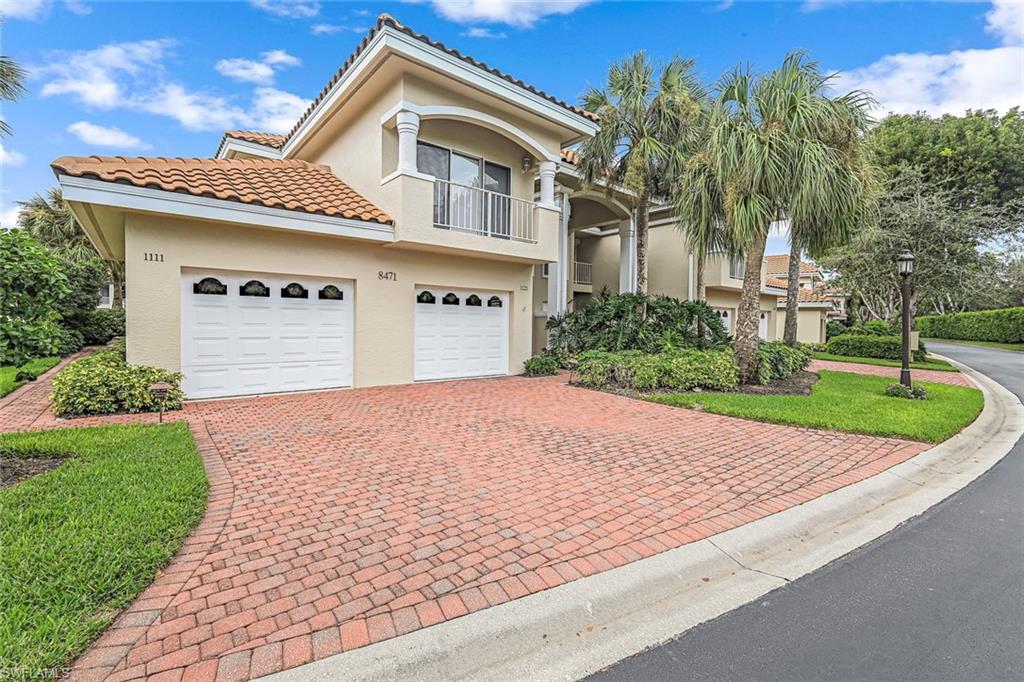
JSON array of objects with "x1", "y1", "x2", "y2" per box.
[
  {"x1": 144, "y1": 252, "x2": 164, "y2": 262},
  {"x1": 378, "y1": 271, "x2": 397, "y2": 281}
]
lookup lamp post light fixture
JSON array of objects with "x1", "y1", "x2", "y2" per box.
[
  {"x1": 149, "y1": 381, "x2": 172, "y2": 423},
  {"x1": 896, "y1": 250, "x2": 915, "y2": 388}
]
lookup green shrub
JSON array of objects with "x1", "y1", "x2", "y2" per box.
[
  {"x1": 755, "y1": 341, "x2": 813, "y2": 385},
  {"x1": 916, "y1": 307, "x2": 1024, "y2": 344},
  {"x1": 854, "y1": 319, "x2": 899, "y2": 336},
  {"x1": 885, "y1": 383, "x2": 928, "y2": 400},
  {"x1": 0, "y1": 230, "x2": 69, "y2": 366},
  {"x1": 80, "y1": 307, "x2": 126, "y2": 345},
  {"x1": 576, "y1": 348, "x2": 739, "y2": 392},
  {"x1": 826, "y1": 334, "x2": 926, "y2": 362},
  {"x1": 547, "y1": 291, "x2": 728, "y2": 357},
  {"x1": 51, "y1": 341, "x2": 183, "y2": 417},
  {"x1": 54, "y1": 326, "x2": 84, "y2": 357},
  {"x1": 826, "y1": 320, "x2": 849, "y2": 340},
  {"x1": 523, "y1": 354, "x2": 559, "y2": 376}
]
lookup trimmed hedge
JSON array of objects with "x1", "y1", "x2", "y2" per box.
[
  {"x1": 576, "y1": 348, "x2": 739, "y2": 392},
  {"x1": 755, "y1": 341, "x2": 813, "y2": 385},
  {"x1": 826, "y1": 334, "x2": 926, "y2": 362},
  {"x1": 916, "y1": 307, "x2": 1024, "y2": 344},
  {"x1": 51, "y1": 340, "x2": 184, "y2": 417},
  {"x1": 523, "y1": 354, "x2": 559, "y2": 376}
]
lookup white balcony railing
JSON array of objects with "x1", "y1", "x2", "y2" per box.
[
  {"x1": 432, "y1": 179, "x2": 536, "y2": 243},
  {"x1": 574, "y1": 260, "x2": 592, "y2": 285}
]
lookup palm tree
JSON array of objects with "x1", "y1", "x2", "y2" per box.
[
  {"x1": 685, "y1": 52, "x2": 874, "y2": 382},
  {"x1": 17, "y1": 188, "x2": 125, "y2": 308},
  {"x1": 0, "y1": 53, "x2": 27, "y2": 136},
  {"x1": 576, "y1": 52, "x2": 703, "y2": 295}
]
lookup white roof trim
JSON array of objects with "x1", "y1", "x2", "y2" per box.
[
  {"x1": 283, "y1": 25, "x2": 597, "y2": 157},
  {"x1": 777, "y1": 300, "x2": 833, "y2": 309},
  {"x1": 217, "y1": 137, "x2": 283, "y2": 160},
  {"x1": 57, "y1": 175, "x2": 394, "y2": 243}
]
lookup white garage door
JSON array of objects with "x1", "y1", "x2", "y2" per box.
[
  {"x1": 414, "y1": 287, "x2": 509, "y2": 381},
  {"x1": 181, "y1": 271, "x2": 353, "y2": 399}
]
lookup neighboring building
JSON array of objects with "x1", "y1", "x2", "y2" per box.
[
  {"x1": 97, "y1": 284, "x2": 113, "y2": 309},
  {"x1": 763, "y1": 254, "x2": 842, "y2": 341},
  {"x1": 56, "y1": 14, "x2": 822, "y2": 401}
]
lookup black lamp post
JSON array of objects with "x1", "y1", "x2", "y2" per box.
[{"x1": 896, "y1": 250, "x2": 915, "y2": 388}]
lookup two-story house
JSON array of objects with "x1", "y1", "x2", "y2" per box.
[{"x1": 55, "y1": 14, "x2": 825, "y2": 400}]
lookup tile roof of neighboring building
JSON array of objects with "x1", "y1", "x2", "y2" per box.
[
  {"x1": 765, "y1": 254, "x2": 820, "y2": 275},
  {"x1": 776, "y1": 287, "x2": 833, "y2": 305},
  {"x1": 765, "y1": 276, "x2": 789, "y2": 289},
  {"x1": 284, "y1": 14, "x2": 597, "y2": 145},
  {"x1": 52, "y1": 156, "x2": 393, "y2": 225},
  {"x1": 561, "y1": 148, "x2": 579, "y2": 165},
  {"x1": 218, "y1": 130, "x2": 286, "y2": 152}
]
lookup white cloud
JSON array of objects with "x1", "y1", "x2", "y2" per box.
[
  {"x1": 261, "y1": 49, "x2": 301, "y2": 67},
  {"x1": 463, "y1": 27, "x2": 507, "y2": 39},
  {"x1": 836, "y1": 46, "x2": 1024, "y2": 116},
  {"x1": 0, "y1": 143, "x2": 27, "y2": 167},
  {"x1": 39, "y1": 39, "x2": 174, "y2": 108},
  {"x1": 251, "y1": 87, "x2": 309, "y2": 134},
  {"x1": 1, "y1": 205, "x2": 24, "y2": 228},
  {"x1": 987, "y1": 0, "x2": 1024, "y2": 46},
  {"x1": 67, "y1": 121, "x2": 149, "y2": 149},
  {"x1": 65, "y1": 0, "x2": 91, "y2": 15},
  {"x1": 428, "y1": 0, "x2": 591, "y2": 28},
  {"x1": 216, "y1": 58, "x2": 276, "y2": 84},
  {"x1": 139, "y1": 84, "x2": 251, "y2": 132},
  {"x1": 311, "y1": 23, "x2": 341, "y2": 34},
  {"x1": 249, "y1": 0, "x2": 320, "y2": 19},
  {"x1": 1, "y1": 0, "x2": 50, "y2": 20}
]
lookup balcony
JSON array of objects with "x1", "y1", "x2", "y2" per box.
[
  {"x1": 432, "y1": 179, "x2": 536, "y2": 243},
  {"x1": 573, "y1": 259, "x2": 593, "y2": 293}
]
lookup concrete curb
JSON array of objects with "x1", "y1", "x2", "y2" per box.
[{"x1": 263, "y1": 359, "x2": 1023, "y2": 682}]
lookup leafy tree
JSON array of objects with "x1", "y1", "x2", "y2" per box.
[
  {"x1": 821, "y1": 170, "x2": 1017, "y2": 320},
  {"x1": 0, "y1": 53, "x2": 26, "y2": 136},
  {"x1": 17, "y1": 188, "x2": 125, "y2": 308},
  {"x1": 868, "y1": 108, "x2": 1024, "y2": 209},
  {"x1": 0, "y1": 230, "x2": 69, "y2": 366},
  {"x1": 577, "y1": 52, "x2": 703, "y2": 295},
  {"x1": 679, "y1": 52, "x2": 873, "y2": 382}
]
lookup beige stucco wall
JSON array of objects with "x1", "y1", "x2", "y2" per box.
[
  {"x1": 647, "y1": 224, "x2": 690, "y2": 300},
  {"x1": 705, "y1": 289, "x2": 781, "y2": 341},
  {"x1": 124, "y1": 214, "x2": 535, "y2": 388},
  {"x1": 775, "y1": 307, "x2": 827, "y2": 344},
  {"x1": 584, "y1": 233, "x2": 620, "y2": 295}
]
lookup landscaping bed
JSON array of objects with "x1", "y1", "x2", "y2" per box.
[
  {"x1": 0, "y1": 357, "x2": 60, "y2": 398},
  {"x1": 812, "y1": 351, "x2": 957, "y2": 372},
  {"x1": 0, "y1": 423, "x2": 207, "y2": 678},
  {"x1": 649, "y1": 370, "x2": 983, "y2": 443}
]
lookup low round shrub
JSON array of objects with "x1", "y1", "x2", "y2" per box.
[
  {"x1": 54, "y1": 326, "x2": 85, "y2": 357},
  {"x1": 826, "y1": 334, "x2": 926, "y2": 362},
  {"x1": 885, "y1": 383, "x2": 928, "y2": 400},
  {"x1": 916, "y1": 307, "x2": 1024, "y2": 344},
  {"x1": 755, "y1": 341, "x2": 812, "y2": 385},
  {"x1": 523, "y1": 354, "x2": 559, "y2": 376},
  {"x1": 51, "y1": 341, "x2": 184, "y2": 417},
  {"x1": 80, "y1": 308, "x2": 126, "y2": 345},
  {"x1": 576, "y1": 348, "x2": 739, "y2": 392}
]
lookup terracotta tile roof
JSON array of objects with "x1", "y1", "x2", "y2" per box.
[
  {"x1": 561, "y1": 148, "x2": 579, "y2": 165},
  {"x1": 218, "y1": 130, "x2": 286, "y2": 153},
  {"x1": 52, "y1": 156, "x2": 393, "y2": 225},
  {"x1": 776, "y1": 288, "x2": 833, "y2": 305},
  {"x1": 765, "y1": 254, "x2": 820, "y2": 275},
  {"x1": 765, "y1": 276, "x2": 789, "y2": 289},
  {"x1": 284, "y1": 14, "x2": 597, "y2": 146}
]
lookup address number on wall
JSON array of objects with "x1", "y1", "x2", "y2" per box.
[
  {"x1": 378, "y1": 270, "x2": 397, "y2": 281},
  {"x1": 143, "y1": 252, "x2": 165, "y2": 262}
]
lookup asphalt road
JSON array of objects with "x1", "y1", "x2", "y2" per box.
[{"x1": 589, "y1": 341, "x2": 1024, "y2": 682}]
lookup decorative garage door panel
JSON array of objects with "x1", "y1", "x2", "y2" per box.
[
  {"x1": 414, "y1": 287, "x2": 509, "y2": 381},
  {"x1": 181, "y1": 272, "x2": 353, "y2": 399}
]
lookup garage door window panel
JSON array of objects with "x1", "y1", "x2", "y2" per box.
[
  {"x1": 240, "y1": 280, "x2": 270, "y2": 297},
  {"x1": 194, "y1": 277, "x2": 227, "y2": 295}
]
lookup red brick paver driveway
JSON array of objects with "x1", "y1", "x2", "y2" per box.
[
  {"x1": 808, "y1": 359, "x2": 976, "y2": 388},
  {"x1": 2, "y1": 371, "x2": 932, "y2": 681}
]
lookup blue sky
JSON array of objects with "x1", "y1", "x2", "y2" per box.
[{"x1": 2, "y1": 0, "x2": 1022, "y2": 256}]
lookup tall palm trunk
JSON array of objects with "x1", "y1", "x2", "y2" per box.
[
  {"x1": 782, "y1": 239, "x2": 802, "y2": 346},
  {"x1": 110, "y1": 262, "x2": 125, "y2": 309},
  {"x1": 735, "y1": 228, "x2": 768, "y2": 383},
  {"x1": 635, "y1": 195, "x2": 649, "y2": 294},
  {"x1": 695, "y1": 249, "x2": 706, "y2": 300}
]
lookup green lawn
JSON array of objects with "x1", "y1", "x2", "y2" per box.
[
  {"x1": 924, "y1": 338, "x2": 1024, "y2": 353},
  {"x1": 0, "y1": 357, "x2": 61, "y2": 397},
  {"x1": 813, "y1": 351, "x2": 957, "y2": 372},
  {"x1": 649, "y1": 370, "x2": 983, "y2": 443},
  {"x1": 0, "y1": 423, "x2": 207, "y2": 679}
]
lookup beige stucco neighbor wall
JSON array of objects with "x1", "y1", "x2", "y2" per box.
[
  {"x1": 705, "y1": 289, "x2": 781, "y2": 341},
  {"x1": 585, "y1": 233, "x2": 620, "y2": 295},
  {"x1": 647, "y1": 224, "x2": 690, "y2": 300},
  {"x1": 775, "y1": 307, "x2": 827, "y2": 344},
  {"x1": 124, "y1": 214, "x2": 534, "y2": 387}
]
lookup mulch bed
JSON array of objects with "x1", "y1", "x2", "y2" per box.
[
  {"x1": 0, "y1": 455, "x2": 67, "y2": 490},
  {"x1": 736, "y1": 370, "x2": 819, "y2": 396}
]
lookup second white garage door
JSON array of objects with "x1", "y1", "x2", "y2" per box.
[
  {"x1": 181, "y1": 271, "x2": 353, "y2": 399},
  {"x1": 414, "y1": 287, "x2": 509, "y2": 381}
]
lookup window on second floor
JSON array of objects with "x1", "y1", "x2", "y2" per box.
[
  {"x1": 418, "y1": 141, "x2": 513, "y2": 237},
  {"x1": 729, "y1": 254, "x2": 746, "y2": 279}
]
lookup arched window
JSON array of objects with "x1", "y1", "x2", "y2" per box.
[
  {"x1": 239, "y1": 280, "x2": 269, "y2": 297},
  {"x1": 487, "y1": 296, "x2": 503, "y2": 308},
  {"x1": 466, "y1": 294, "x2": 482, "y2": 307},
  {"x1": 318, "y1": 285, "x2": 343, "y2": 300},
  {"x1": 442, "y1": 293, "x2": 460, "y2": 305},
  {"x1": 193, "y1": 277, "x2": 227, "y2": 295},
  {"x1": 281, "y1": 282, "x2": 308, "y2": 299},
  {"x1": 417, "y1": 291, "x2": 436, "y2": 304}
]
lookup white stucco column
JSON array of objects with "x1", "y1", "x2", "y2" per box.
[
  {"x1": 546, "y1": 190, "x2": 571, "y2": 315},
  {"x1": 538, "y1": 161, "x2": 557, "y2": 207},
  {"x1": 396, "y1": 110, "x2": 420, "y2": 173},
  {"x1": 619, "y1": 216, "x2": 637, "y2": 293}
]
